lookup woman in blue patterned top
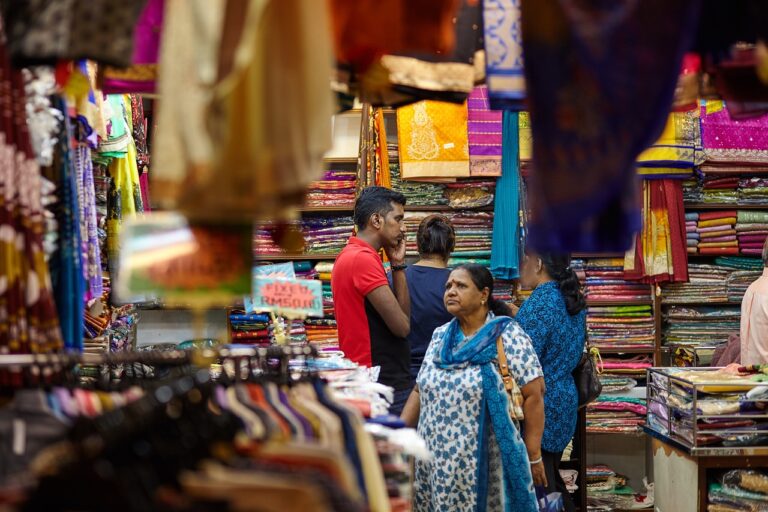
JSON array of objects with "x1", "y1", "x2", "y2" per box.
[
  {"x1": 401, "y1": 264, "x2": 546, "y2": 512},
  {"x1": 513, "y1": 251, "x2": 586, "y2": 512}
]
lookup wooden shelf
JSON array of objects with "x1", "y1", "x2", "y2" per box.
[
  {"x1": 323, "y1": 157, "x2": 358, "y2": 164},
  {"x1": 685, "y1": 203, "x2": 768, "y2": 210}
]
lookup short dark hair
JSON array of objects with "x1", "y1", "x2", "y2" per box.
[
  {"x1": 353, "y1": 186, "x2": 407, "y2": 231},
  {"x1": 417, "y1": 215, "x2": 455, "y2": 259}
]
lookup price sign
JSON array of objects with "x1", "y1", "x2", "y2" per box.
[
  {"x1": 250, "y1": 277, "x2": 323, "y2": 318},
  {"x1": 117, "y1": 213, "x2": 251, "y2": 307}
]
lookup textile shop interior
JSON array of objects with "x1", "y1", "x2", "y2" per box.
[{"x1": 3, "y1": 1, "x2": 768, "y2": 511}]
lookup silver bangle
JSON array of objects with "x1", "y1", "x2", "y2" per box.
[{"x1": 529, "y1": 456, "x2": 542, "y2": 465}]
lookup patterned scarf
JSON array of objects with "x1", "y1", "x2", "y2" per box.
[{"x1": 435, "y1": 315, "x2": 538, "y2": 512}]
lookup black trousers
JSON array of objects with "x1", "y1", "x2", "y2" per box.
[{"x1": 541, "y1": 450, "x2": 576, "y2": 512}]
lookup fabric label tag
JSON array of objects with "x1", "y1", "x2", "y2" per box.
[
  {"x1": 12, "y1": 419, "x2": 25, "y2": 456},
  {"x1": 443, "y1": 142, "x2": 455, "y2": 149}
]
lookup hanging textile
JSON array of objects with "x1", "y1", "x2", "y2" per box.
[
  {"x1": 483, "y1": 0, "x2": 525, "y2": 110},
  {"x1": 636, "y1": 107, "x2": 703, "y2": 180},
  {"x1": 0, "y1": 35, "x2": 63, "y2": 354},
  {"x1": 467, "y1": 86, "x2": 503, "y2": 177},
  {"x1": 491, "y1": 111, "x2": 521, "y2": 280},
  {"x1": 102, "y1": 0, "x2": 165, "y2": 94},
  {"x1": 624, "y1": 180, "x2": 689, "y2": 284},
  {"x1": 520, "y1": 0, "x2": 700, "y2": 252},
  {"x1": 0, "y1": 0, "x2": 148, "y2": 67},
  {"x1": 73, "y1": 146, "x2": 103, "y2": 303},
  {"x1": 396, "y1": 101, "x2": 470, "y2": 180},
  {"x1": 46, "y1": 98, "x2": 85, "y2": 351}
]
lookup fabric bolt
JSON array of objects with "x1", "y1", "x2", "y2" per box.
[
  {"x1": 467, "y1": 86, "x2": 503, "y2": 177},
  {"x1": 483, "y1": 0, "x2": 525, "y2": 110},
  {"x1": 491, "y1": 111, "x2": 520, "y2": 280},
  {"x1": 516, "y1": 281, "x2": 585, "y2": 452},
  {"x1": 701, "y1": 103, "x2": 768, "y2": 164},
  {"x1": 397, "y1": 101, "x2": 471, "y2": 180},
  {"x1": 415, "y1": 315, "x2": 540, "y2": 512},
  {"x1": 521, "y1": 0, "x2": 700, "y2": 252}
]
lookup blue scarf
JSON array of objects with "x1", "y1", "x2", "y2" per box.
[{"x1": 435, "y1": 316, "x2": 538, "y2": 512}]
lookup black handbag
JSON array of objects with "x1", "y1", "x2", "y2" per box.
[{"x1": 573, "y1": 347, "x2": 602, "y2": 408}]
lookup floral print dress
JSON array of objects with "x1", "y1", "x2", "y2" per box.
[{"x1": 414, "y1": 315, "x2": 543, "y2": 512}]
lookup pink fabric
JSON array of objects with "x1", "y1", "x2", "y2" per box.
[
  {"x1": 704, "y1": 235, "x2": 737, "y2": 243},
  {"x1": 140, "y1": 172, "x2": 151, "y2": 212},
  {"x1": 702, "y1": 105, "x2": 768, "y2": 151},
  {"x1": 698, "y1": 225, "x2": 735, "y2": 233}
]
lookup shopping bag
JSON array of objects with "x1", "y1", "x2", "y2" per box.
[{"x1": 536, "y1": 486, "x2": 565, "y2": 512}]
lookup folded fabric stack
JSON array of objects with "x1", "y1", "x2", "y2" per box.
[
  {"x1": 701, "y1": 175, "x2": 740, "y2": 204},
  {"x1": 389, "y1": 147, "x2": 447, "y2": 206},
  {"x1": 682, "y1": 176, "x2": 702, "y2": 203},
  {"x1": 701, "y1": 103, "x2": 768, "y2": 166},
  {"x1": 493, "y1": 279, "x2": 516, "y2": 304},
  {"x1": 685, "y1": 212, "x2": 699, "y2": 253},
  {"x1": 229, "y1": 311, "x2": 272, "y2": 345},
  {"x1": 727, "y1": 271, "x2": 763, "y2": 302},
  {"x1": 739, "y1": 177, "x2": 768, "y2": 204},
  {"x1": 254, "y1": 217, "x2": 354, "y2": 257},
  {"x1": 305, "y1": 262, "x2": 338, "y2": 349},
  {"x1": 597, "y1": 355, "x2": 653, "y2": 381},
  {"x1": 736, "y1": 211, "x2": 768, "y2": 256},
  {"x1": 692, "y1": 210, "x2": 739, "y2": 256},
  {"x1": 304, "y1": 168, "x2": 357, "y2": 208},
  {"x1": 663, "y1": 306, "x2": 740, "y2": 348},
  {"x1": 716, "y1": 255, "x2": 764, "y2": 271},
  {"x1": 662, "y1": 264, "x2": 730, "y2": 303},
  {"x1": 583, "y1": 259, "x2": 651, "y2": 302},
  {"x1": 599, "y1": 376, "x2": 638, "y2": 394},
  {"x1": 587, "y1": 305, "x2": 655, "y2": 350},
  {"x1": 405, "y1": 211, "x2": 493, "y2": 261},
  {"x1": 709, "y1": 470, "x2": 768, "y2": 512},
  {"x1": 443, "y1": 180, "x2": 496, "y2": 209},
  {"x1": 586, "y1": 465, "x2": 651, "y2": 510},
  {"x1": 587, "y1": 396, "x2": 647, "y2": 434}
]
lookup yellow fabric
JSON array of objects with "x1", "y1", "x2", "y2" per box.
[
  {"x1": 397, "y1": 100, "x2": 470, "y2": 180},
  {"x1": 519, "y1": 111, "x2": 532, "y2": 161},
  {"x1": 637, "y1": 110, "x2": 699, "y2": 167},
  {"x1": 698, "y1": 218, "x2": 737, "y2": 229}
]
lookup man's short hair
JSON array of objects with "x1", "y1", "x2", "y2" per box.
[{"x1": 353, "y1": 187, "x2": 407, "y2": 231}]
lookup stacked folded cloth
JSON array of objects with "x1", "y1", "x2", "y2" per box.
[
  {"x1": 389, "y1": 148, "x2": 448, "y2": 206},
  {"x1": 443, "y1": 180, "x2": 496, "y2": 209},
  {"x1": 693, "y1": 210, "x2": 739, "y2": 256},
  {"x1": 587, "y1": 396, "x2": 647, "y2": 434},
  {"x1": 597, "y1": 354, "x2": 653, "y2": 381},
  {"x1": 493, "y1": 280, "x2": 516, "y2": 304},
  {"x1": 728, "y1": 271, "x2": 763, "y2": 302},
  {"x1": 599, "y1": 376, "x2": 638, "y2": 394},
  {"x1": 701, "y1": 175, "x2": 740, "y2": 204},
  {"x1": 739, "y1": 177, "x2": 768, "y2": 204},
  {"x1": 682, "y1": 176, "x2": 702, "y2": 203},
  {"x1": 685, "y1": 212, "x2": 699, "y2": 253},
  {"x1": 663, "y1": 306, "x2": 740, "y2": 347},
  {"x1": 662, "y1": 264, "x2": 730, "y2": 303},
  {"x1": 405, "y1": 211, "x2": 494, "y2": 262},
  {"x1": 587, "y1": 465, "x2": 653, "y2": 510},
  {"x1": 587, "y1": 305, "x2": 655, "y2": 350},
  {"x1": 304, "y1": 168, "x2": 357, "y2": 208},
  {"x1": 254, "y1": 217, "x2": 354, "y2": 257},
  {"x1": 583, "y1": 259, "x2": 652, "y2": 302},
  {"x1": 736, "y1": 210, "x2": 768, "y2": 256},
  {"x1": 709, "y1": 470, "x2": 768, "y2": 512},
  {"x1": 715, "y1": 255, "x2": 765, "y2": 271},
  {"x1": 701, "y1": 103, "x2": 768, "y2": 165},
  {"x1": 304, "y1": 261, "x2": 339, "y2": 350},
  {"x1": 229, "y1": 311, "x2": 271, "y2": 345}
]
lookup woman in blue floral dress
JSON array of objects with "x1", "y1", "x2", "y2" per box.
[
  {"x1": 401, "y1": 264, "x2": 546, "y2": 512},
  {"x1": 513, "y1": 251, "x2": 587, "y2": 512}
]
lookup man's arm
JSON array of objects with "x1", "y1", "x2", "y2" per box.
[{"x1": 367, "y1": 281, "x2": 411, "y2": 338}]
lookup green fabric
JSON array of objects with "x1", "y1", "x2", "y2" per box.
[{"x1": 738, "y1": 211, "x2": 768, "y2": 224}]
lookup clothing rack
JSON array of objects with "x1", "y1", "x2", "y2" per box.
[{"x1": 0, "y1": 344, "x2": 319, "y2": 368}]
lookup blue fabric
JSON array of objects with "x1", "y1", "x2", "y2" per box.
[
  {"x1": 435, "y1": 316, "x2": 538, "y2": 512},
  {"x1": 515, "y1": 282, "x2": 585, "y2": 452},
  {"x1": 49, "y1": 98, "x2": 85, "y2": 351},
  {"x1": 389, "y1": 387, "x2": 412, "y2": 417},
  {"x1": 390, "y1": 266, "x2": 452, "y2": 375},
  {"x1": 491, "y1": 111, "x2": 522, "y2": 281}
]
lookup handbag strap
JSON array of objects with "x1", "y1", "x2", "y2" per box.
[{"x1": 496, "y1": 336, "x2": 514, "y2": 393}]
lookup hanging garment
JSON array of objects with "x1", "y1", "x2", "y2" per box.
[
  {"x1": 624, "y1": 180, "x2": 689, "y2": 284},
  {"x1": 520, "y1": 0, "x2": 701, "y2": 252},
  {"x1": 483, "y1": 0, "x2": 526, "y2": 110},
  {"x1": 490, "y1": 111, "x2": 521, "y2": 280},
  {"x1": 397, "y1": 101, "x2": 470, "y2": 180},
  {"x1": 0, "y1": 0, "x2": 148, "y2": 67},
  {"x1": 72, "y1": 146, "x2": 103, "y2": 303},
  {"x1": 102, "y1": 0, "x2": 165, "y2": 94},
  {"x1": 0, "y1": 35, "x2": 63, "y2": 354},
  {"x1": 467, "y1": 86, "x2": 503, "y2": 177},
  {"x1": 636, "y1": 107, "x2": 703, "y2": 179}
]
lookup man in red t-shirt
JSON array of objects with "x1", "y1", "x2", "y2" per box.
[{"x1": 332, "y1": 186, "x2": 412, "y2": 415}]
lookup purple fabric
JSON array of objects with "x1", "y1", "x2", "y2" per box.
[
  {"x1": 702, "y1": 105, "x2": 768, "y2": 151},
  {"x1": 698, "y1": 225, "x2": 735, "y2": 233},
  {"x1": 468, "y1": 86, "x2": 503, "y2": 158},
  {"x1": 74, "y1": 146, "x2": 103, "y2": 302}
]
